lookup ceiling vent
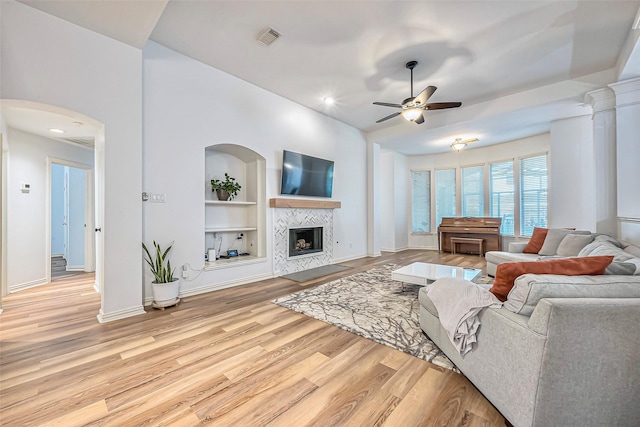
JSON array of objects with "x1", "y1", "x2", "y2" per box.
[{"x1": 257, "y1": 27, "x2": 281, "y2": 46}]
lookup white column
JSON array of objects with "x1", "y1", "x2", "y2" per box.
[
  {"x1": 609, "y1": 78, "x2": 640, "y2": 243},
  {"x1": 584, "y1": 87, "x2": 617, "y2": 236},
  {"x1": 367, "y1": 141, "x2": 381, "y2": 257}
]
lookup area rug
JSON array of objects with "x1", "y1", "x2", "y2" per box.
[
  {"x1": 272, "y1": 263, "x2": 457, "y2": 371},
  {"x1": 281, "y1": 264, "x2": 351, "y2": 282}
]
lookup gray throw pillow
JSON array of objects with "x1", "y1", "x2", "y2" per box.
[
  {"x1": 538, "y1": 229, "x2": 591, "y2": 256},
  {"x1": 605, "y1": 262, "x2": 637, "y2": 275},
  {"x1": 504, "y1": 274, "x2": 640, "y2": 316},
  {"x1": 556, "y1": 234, "x2": 595, "y2": 257}
]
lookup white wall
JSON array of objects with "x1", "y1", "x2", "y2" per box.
[
  {"x1": 142, "y1": 41, "x2": 367, "y2": 298},
  {"x1": 6, "y1": 128, "x2": 92, "y2": 290},
  {"x1": 380, "y1": 150, "x2": 409, "y2": 251},
  {"x1": 400, "y1": 134, "x2": 550, "y2": 249},
  {"x1": 1, "y1": 1, "x2": 143, "y2": 320},
  {"x1": 549, "y1": 115, "x2": 596, "y2": 231}
]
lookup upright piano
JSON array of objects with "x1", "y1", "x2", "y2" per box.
[{"x1": 438, "y1": 217, "x2": 502, "y2": 255}]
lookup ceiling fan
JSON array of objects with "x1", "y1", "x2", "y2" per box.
[{"x1": 373, "y1": 60, "x2": 462, "y2": 124}]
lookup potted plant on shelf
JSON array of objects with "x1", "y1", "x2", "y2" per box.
[
  {"x1": 142, "y1": 241, "x2": 180, "y2": 308},
  {"x1": 211, "y1": 172, "x2": 241, "y2": 201}
]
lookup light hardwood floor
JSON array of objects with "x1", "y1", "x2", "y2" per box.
[{"x1": 0, "y1": 250, "x2": 505, "y2": 426}]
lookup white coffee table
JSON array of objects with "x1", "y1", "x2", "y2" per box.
[{"x1": 392, "y1": 262, "x2": 482, "y2": 286}]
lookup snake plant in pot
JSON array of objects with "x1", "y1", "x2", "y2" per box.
[{"x1": 142, "y1": 241, "x2": 180, "y2": 307}]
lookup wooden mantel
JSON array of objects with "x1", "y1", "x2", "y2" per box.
[{"x1": 269, "y1": 198, "x2": 341, "y2": 209}]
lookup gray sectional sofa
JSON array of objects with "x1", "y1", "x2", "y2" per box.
[{"x1": 419, "y1": 232, "x2": 640, "y2": 427}]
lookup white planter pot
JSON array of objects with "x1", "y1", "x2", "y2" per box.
[{"x1": 151, "y1": 278, "x2": 180, "y2": 307}]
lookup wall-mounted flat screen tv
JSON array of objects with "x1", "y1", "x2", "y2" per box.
[{"x1": 280, "y1": 150, "x2": 334, "y2": 198}]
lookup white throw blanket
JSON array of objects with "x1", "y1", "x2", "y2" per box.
[{"x1": 427, "y1": 277, "x2": 502, "y2": 356}]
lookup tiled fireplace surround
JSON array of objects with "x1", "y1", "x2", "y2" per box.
[{"x1": 273, "y1": 208, "x2": 334, "y2": 276}]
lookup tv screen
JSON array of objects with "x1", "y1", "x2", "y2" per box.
[{"x1": 280, "y1": 150, "x2": 334, "y2": 198}]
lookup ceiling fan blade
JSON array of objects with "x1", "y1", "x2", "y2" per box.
[
  {"x1": 373, "y1": 102, "x2": 403, "y2": 108},
  {"x1": 423, "y1": 102, "x2": 462, "y2": 110},
  {"x1": 414, "y1": 114, "x2": 425, "y2": 124},
  {"x1": 375, "y1": 112, "x2": 401, "y2": 123},
  {"x1": 414, "y1": 86, "x2": 437, "y2": 105}
]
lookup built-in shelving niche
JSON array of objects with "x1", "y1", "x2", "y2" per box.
[{"x1": 204, "y1": 144, "x2": 266, "y2": 270}]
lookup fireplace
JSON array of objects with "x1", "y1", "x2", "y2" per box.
[{"x1": 288, "y1": 226, "x2": 323, "y2": 258}]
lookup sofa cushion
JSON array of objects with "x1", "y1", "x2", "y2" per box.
[
  {"x1": 605, "y1": 262, "x2": 637, "y2": 275},
  {"x1": 556, "y1": 234, "x2": 594, "y2": 257},
  {"x1": 485, "y1": 251, "x2": 540, "y2": 266},
  {"x1": 418, "y1": 286, "x2": 439, "y2": 317},
  {"x1": 538, "y1": 229, "x2": 590, "y2": 256},
  {"x1": 489, "y1": 256, "x2": 614, "y2": 301},
  {"x1": 504, "y1": 273, "x2": 640, "y2": 316},
  {"x1": 523, "y1": 227, "x2": 548, "y2": 254}
]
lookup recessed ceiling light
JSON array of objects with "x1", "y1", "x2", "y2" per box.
[
  {"x1": 49, "y1": 128, "x2": 65, "y2": 134},
  {"x1": 323, "y1": 97, "x2": 335, "y2": 105}
]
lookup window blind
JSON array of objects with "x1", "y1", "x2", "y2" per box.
[{"x1": 411, "y1": 170, "x2": 430, "y2": 232}]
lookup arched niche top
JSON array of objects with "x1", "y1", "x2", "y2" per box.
[
  {"x1": 205, "y1": 143, "x2": 265, "y2": 163},
  {"x1": 0, "y1": 99, "x2": 104, "y2": 138}
]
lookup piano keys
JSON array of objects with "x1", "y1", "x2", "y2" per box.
[{"x1": 438, "y1": 217, "x2": 502, "y2": 255}]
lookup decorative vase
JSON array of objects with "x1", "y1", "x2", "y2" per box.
[
  {"x1": 216, "y1": 189, "x2": 230, "y2": 201},
  {"x1": 151, "y1": 278, "x2": 180, "y2": 307}
]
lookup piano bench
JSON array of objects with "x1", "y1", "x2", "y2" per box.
[{"x1": 450, "y1": 237, "x2": 484, "y2": 257}]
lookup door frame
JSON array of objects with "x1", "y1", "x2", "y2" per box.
[{"x1": 46, "y1": 157, "x2": 94, "y2": 285}]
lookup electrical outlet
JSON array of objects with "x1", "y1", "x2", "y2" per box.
[{"x1": 182, "y1": 264, "x2": 188, "y2": 278}]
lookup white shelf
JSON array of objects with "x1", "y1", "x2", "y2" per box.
[
  {"x1": 205, "y1": 200, "x2": 256, "y2": 206},
  {"x1": 205, "y1": 227, "x2": 257, "y2": 233},
  {"x1": 204, "y1": 255, "x2": 266, "y2": 270}
]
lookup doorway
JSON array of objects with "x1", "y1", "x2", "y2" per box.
[{"x1": 50, "y1": 162, "x2": 94, "y2": 279}]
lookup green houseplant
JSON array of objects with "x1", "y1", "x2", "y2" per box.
[
  {"x1": 211, "y1": 172, "x2": 241, "y2": 201},
  {"x1": 142, "y1": 241, "x2": 180, "y2": 307}
]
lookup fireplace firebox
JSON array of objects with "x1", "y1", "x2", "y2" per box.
[{"x1": 288, "y1": 226, "x2": 323, "y2": 258}]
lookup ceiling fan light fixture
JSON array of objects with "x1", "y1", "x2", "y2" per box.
[
  {"x1": 450, "y1": 137, "x2": 479, "y2": 152},
  {"x1": 401, "y1": 108, "x2": 422, "y2": 121},
  {"x1": 451, "y1": 140, "x2": 467, "y2": 152}
]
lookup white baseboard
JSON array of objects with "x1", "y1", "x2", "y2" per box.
[
  {"x1": 178, "y1": 272, "x2": 273, "y2": 299},
  {"x1": 97, "y1": 305, "x2": 146, "y2": 323},
  {"x1": 143, "y1": 296, "x2": 154, "y2": 306},
  {"x1": 66, "y1": 266, "x2": 85, "y2": 271},
  {"x1": 93, "y1": 281, "x2": 100, "y2": 293},
  {"x1": 366, "y1": 251, "x2": 382, "y2": 257},
  {"x1": 10, "y1": 278, "x2": 48, "y2": 293},
  {"x1": 379, "y1": 246, "x2": 409, "y2": 253},
  {"x1": 332, "y1": 253, "x2": 367, "y2": 264}
]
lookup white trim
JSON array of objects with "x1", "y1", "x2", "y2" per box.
[
  {"x1": 366, "y1": 251, "x2": 382, "y2": 257},
  {"x1": 178, "y1": 272, "x2": 273, "y2": 298},
  {"x1": 93, "y1": 280, "x2": 100, "y2": 293},
  {"x1": 379, "y1": 246, "x2": 409, "y2": 253},
  {"x1": 97, "y1": 305, "x2": 145, "y2": 323},
  {"x1": 10, "y1": 277, "x2": 48, "y2": 293},
  {"x1": 332, "y1": 254, "x2": 367, "y2": 263},
  {"x1": 66, "y1": 266, "x2": 85, "y2": 271}
]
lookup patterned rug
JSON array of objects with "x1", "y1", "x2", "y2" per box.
[{"x1": 272, "y1": 263, "x2": 458, "y2": 371}]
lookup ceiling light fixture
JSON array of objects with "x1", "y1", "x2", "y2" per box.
[
  {"x1": 401, "y1": 108, "x2": 422, "y2": 122},
  {"x1": 49, "y1": 128, "x2": 65, "y2": 134},
  {"x1": 450, "y1": 137, "x2": 479, "y2": 152},
  {"x1": 323, "y1": 97, "x2": 335, "y2": 105}
]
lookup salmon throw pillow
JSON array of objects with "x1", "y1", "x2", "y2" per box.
[
  {"x1": 522, "y1": 227, "x2": 548, "y2": 254},
  {"x1": 489, "y1": 256, "x2": 614, "y2": 301}
]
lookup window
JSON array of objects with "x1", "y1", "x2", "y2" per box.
[
  {"x1": 490, "y1": 161, "x2": 515, "y2": 235},
  {"x1": 411, "y1": 170, "x2": 430, "y2": 232},
  {"x1": 462, "y1": 165, "x2": 484, "y2": 217},
  {"x1": 435, "y1": 169, "x2": 456, "y2": 228},
  {"x1": 520, "y1": 155, "x2": 548, "y2": 236}
]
